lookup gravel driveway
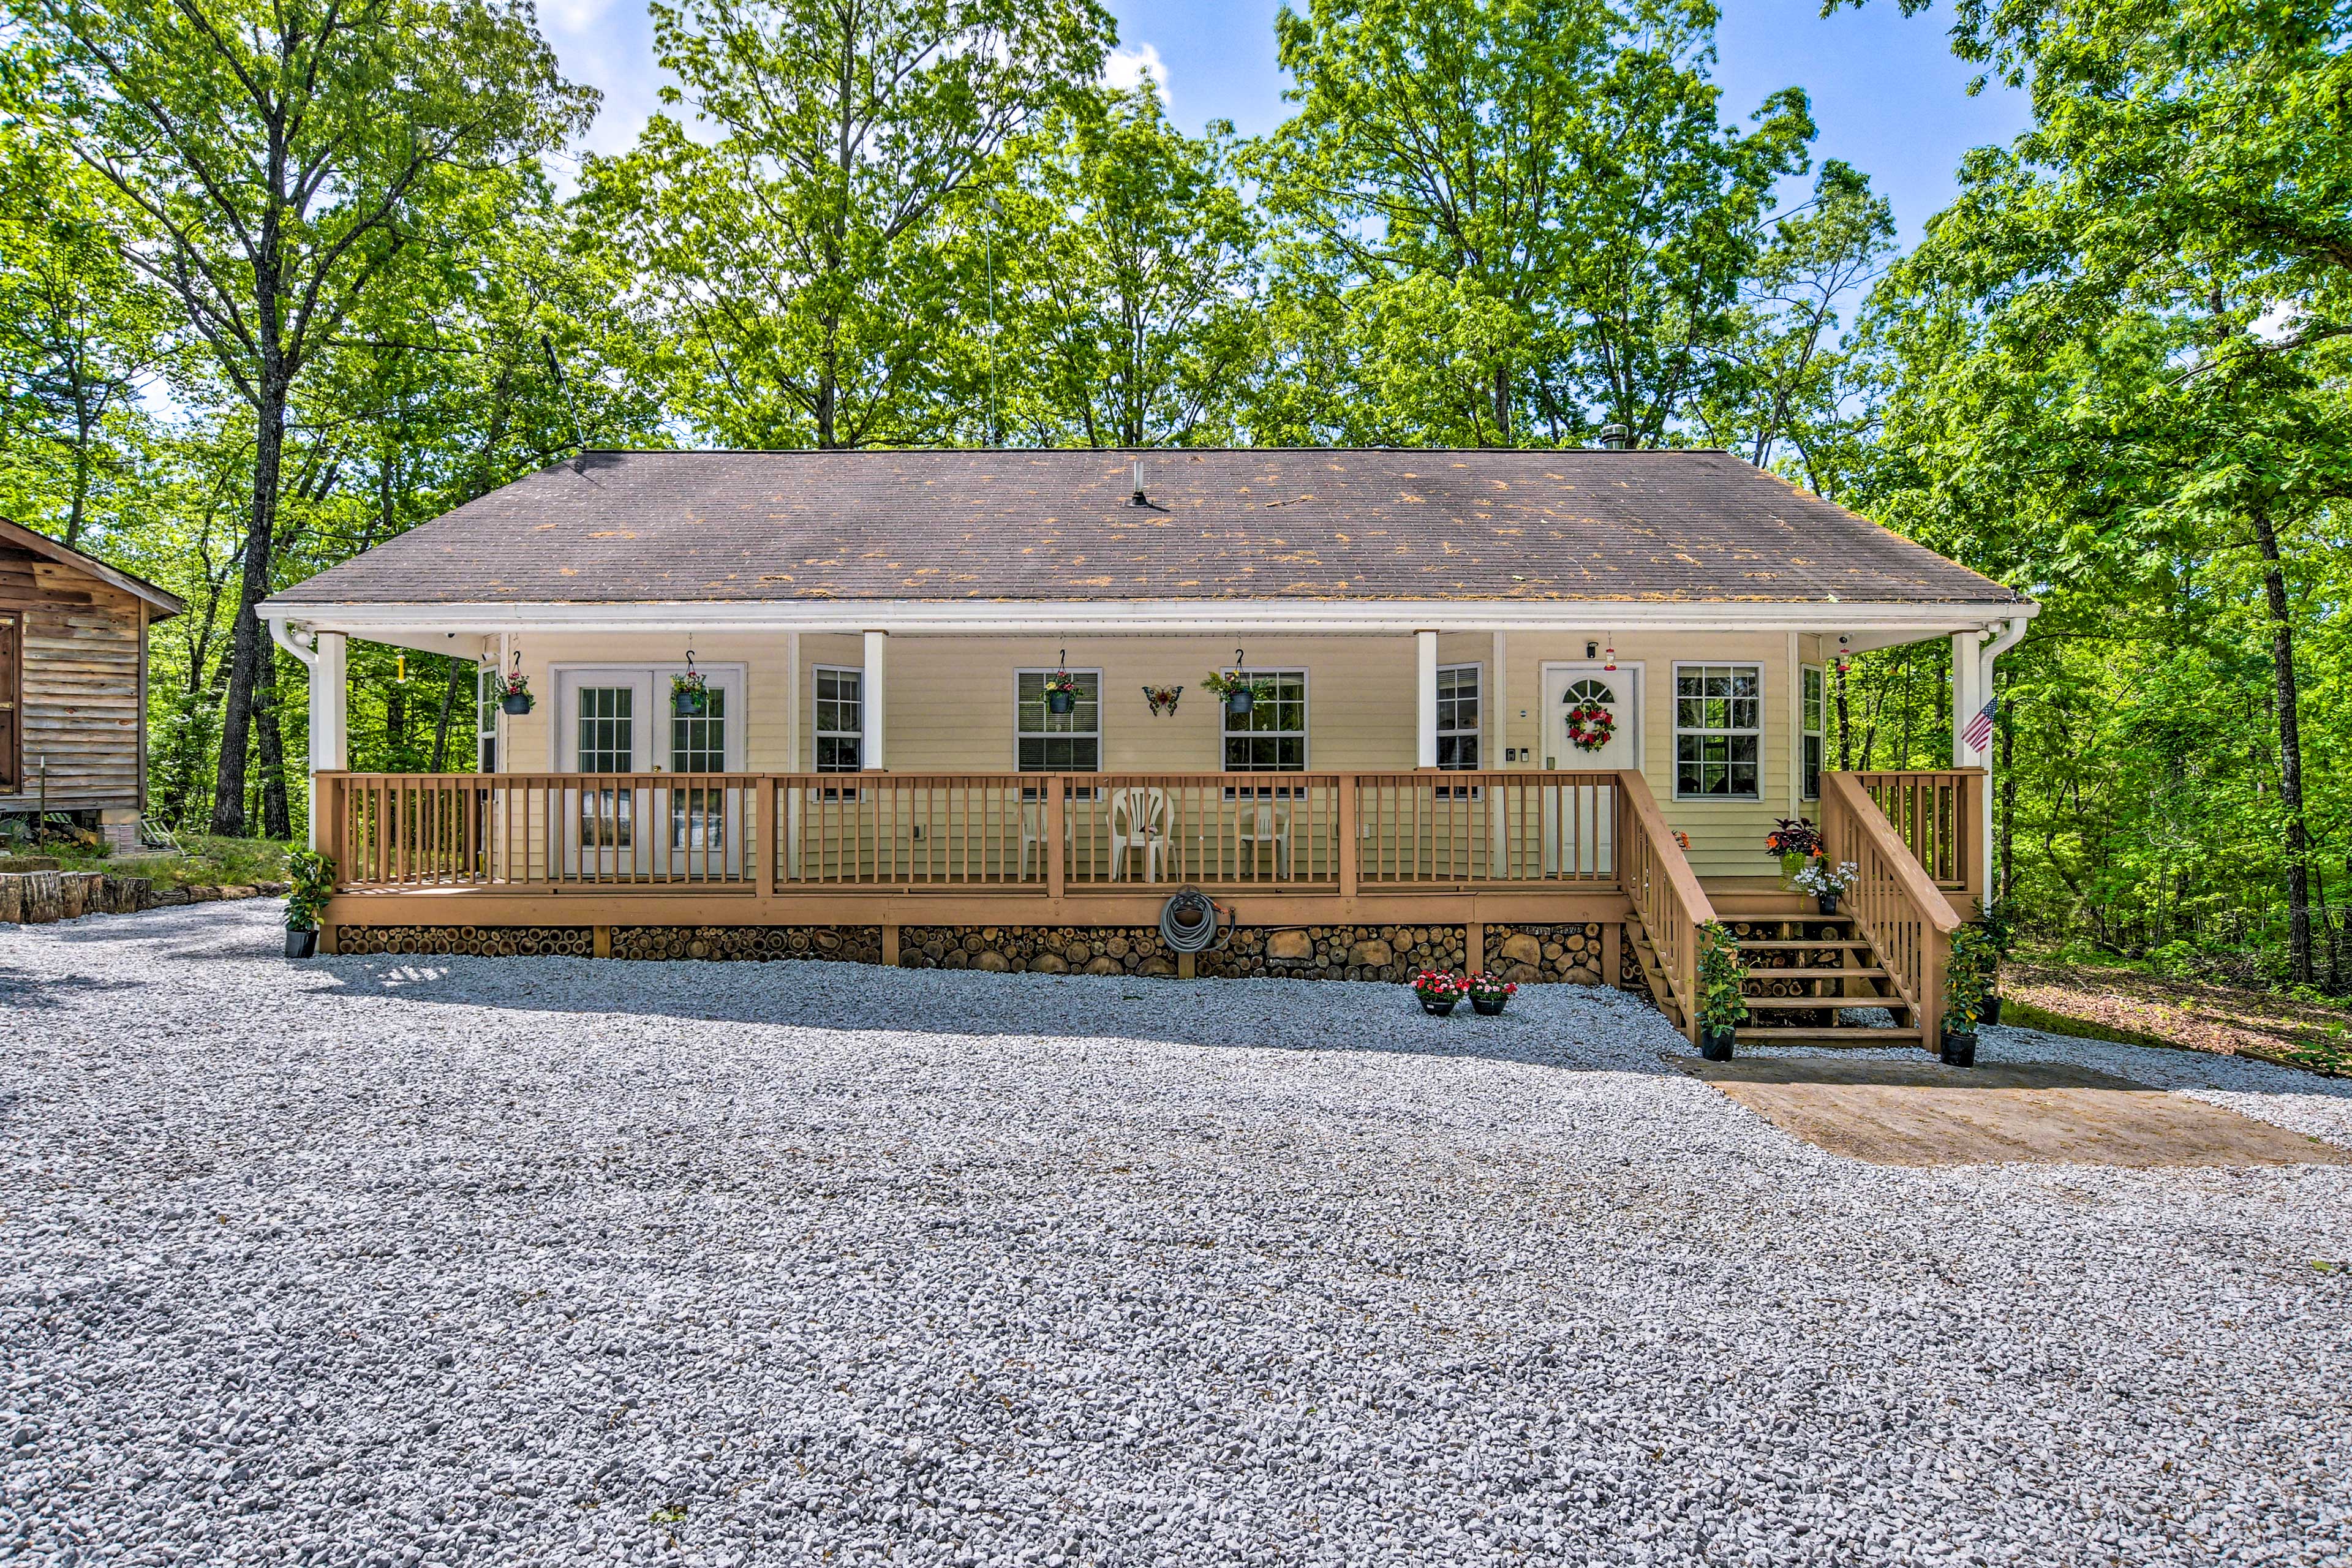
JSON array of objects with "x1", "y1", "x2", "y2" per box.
[{"x1": 6, "y1": 903, "x2": 2351, "y2": 1567}]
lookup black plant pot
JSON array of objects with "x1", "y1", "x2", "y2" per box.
[
  {"x1": 1980, "y1": 993, "x2": 2003, "y2": 1027},
  {"x1": 1471, "y1": 997, "x2": 1507, "y2": 1017},
  {"x1": 1227, "y1": 688, "x2": 1254, "y2": 716},
  {"x1": 674, "y1": 690, "x2": 706, "y2": 717},
  {"x1": 500, "y1": 693, "x2": 533, "y2": 715},
  {"x1": 1047, "y1": 690, "x2": 1074, "y2": 715},
  {"x1": 1419, "y1": 995, "x2": 1458, "y2": 1017},
  {"x1": 1700, "y1": 1027, "x2": 1736, "y2": 1061},
  {"x1": 1940, "y1": 1028, "x2": 1978, "y2": 1068},
  {"x1": 1817, "y1": 889, "x2": 1842, "y2": 916},
  {"x1": 285, "y1": 927, "x2": 318, "y2": 960}
]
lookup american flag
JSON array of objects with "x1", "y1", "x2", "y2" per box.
[{"x1": 1962, "y1": 696, "x2": 1998, "y2": 753}]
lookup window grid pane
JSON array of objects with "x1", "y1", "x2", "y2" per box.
[
  {"x1": 577, "y1": 686, "x2": 635, "y2": 774},
  {"x1": 815, "y1": 668, "x2": 862, "y2": 773},
  {"x1": 671, "y1": 688, "x2": 726, "y2": 774},
  {"x1": 1016, "y1": 671, "x2": 1101, "y2": 771},
  {"x1": 1801, "y1": 666, "x2": 1824, "y2": 799},
  {"x1": 1673, "y1": 665, "x2": 1761, "y2": 800},
  {"x1": 1436, "y1": 664, "x2": 1480, "y2": 770},
  {"x1": 1220, "y1": 669, "x2": 1308, "y2": 771}
]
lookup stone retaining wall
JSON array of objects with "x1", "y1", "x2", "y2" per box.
[
  {"x1": 616, "y1": 926, "x2": 884, "y2": 963},
  {"x1": 0, "y1": 871, "x2": 285, "y2": 924},
  {"x1": 1480, "y1": 922, "x2": 1608, "y2": 986}
]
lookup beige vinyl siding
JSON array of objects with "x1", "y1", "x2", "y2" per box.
[{"x1": 492, "y1": 627, "x2": 1807, "y2": 878}]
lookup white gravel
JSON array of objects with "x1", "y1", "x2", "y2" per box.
[{"x1": 5, "y1": 903, "x2": 2351, "y2": 1567}]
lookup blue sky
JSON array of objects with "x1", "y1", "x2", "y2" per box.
[{"x1": 539, "y1": 0, "x2": 2029, "y2": 247}]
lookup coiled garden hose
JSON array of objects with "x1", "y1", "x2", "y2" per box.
[{"x1": 1158, "y1": 887, "x2": 1234, "y2": 954}]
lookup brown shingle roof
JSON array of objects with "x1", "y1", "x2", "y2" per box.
[{"x1": 270, "y1": 448, "x2": 2018, "y2": 606}]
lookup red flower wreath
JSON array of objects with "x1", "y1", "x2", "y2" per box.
[{"x1": 1564, "y1": 701, "x2": 1616, "y2": 752}]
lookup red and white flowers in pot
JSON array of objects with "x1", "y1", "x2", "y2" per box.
[
  {"x1": 1412, "y1": 969, "x2": 1466, "y2": 1016},
  {"x1": 1465, "y1": 971, "x2": 1518, "y2": 1016}
]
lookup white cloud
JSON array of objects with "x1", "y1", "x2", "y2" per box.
[{"x1": 1102, "y1": 42, "x2": 1168, "y2": 101}]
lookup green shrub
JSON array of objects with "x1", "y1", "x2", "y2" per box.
[
  {"x1": 284, "y1": 850, "x2": 336, "y2": 930},
  {"x1": 1695, "y1": 921, "x2": 1750, "y2": 1033}
]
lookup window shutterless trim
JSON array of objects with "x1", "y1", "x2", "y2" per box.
[
  {"x1": 1671, "y1": 660, "x2": 1764, "y2": 801},
  {"x1": 1435, "y1": 661, "x2": 1482, "y2": 771},
  {"x1": 812, "y1": 665, "x2": 864, "y2": 774},
  {"x1": 1012, "y1": 666, "x2": 1103, "y2": 773},
  {"x1": 1218, "y1": 667, "x2": 1310, "y2": 772}
]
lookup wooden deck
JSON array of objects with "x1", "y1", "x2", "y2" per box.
[{"x1": 312, "y1": 766, "x2": 1985, "y2": 1052}]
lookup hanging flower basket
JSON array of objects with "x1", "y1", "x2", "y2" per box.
[
  {"x1": 495, "y1": 672, "x2": 533, "y2": 715},
  {"x1": 1564, "y1": 701, "x2": 1615, "y2": 752},
  {"x1": 672, "y1": 669, "x2": 709, "y2": 716},
  {"x1": 1041, "y1": 670, "x2": 1082, "y2": 715},
  {"x1": 1203, "y1": 670, "x2": 1274, "y2": 716}
]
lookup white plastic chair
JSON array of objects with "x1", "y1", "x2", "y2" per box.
[
  {"x1": 1108, "y1": 786, "x2": 1170, "y2": 882},
  {"x1": 1238, "y1": 799, "x2": 1292, "y2": 878}
]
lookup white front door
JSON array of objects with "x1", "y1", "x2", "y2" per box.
[
  {"x1": 1540, "y1": 663, "x2": 1641, "y2": 875},
  {"x1": 554, "y1": 666, "x2": 748, "y2": 878}
]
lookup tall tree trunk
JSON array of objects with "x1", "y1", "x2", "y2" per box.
[
  {"x1": 255, "y1": 648, "x2": 292, "y2": 840},
  {"x1": 210, "y1": 383, "x2": 287, "y2": 835},
  {"x1": 2250, "y1": 503, "x2": 2314, "y2": 985},
  {"x1": 429, "y1": 659, "x2": 465, "y2": 772},
  {"x1": 1492, "y1": 363, "x2": 1512, "y2": 445},
  {"x1": 1834, "y1": 660, "x2": 1851, "y2": 770}
]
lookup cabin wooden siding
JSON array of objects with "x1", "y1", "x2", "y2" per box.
[
  {"x1": 486, "y1": 628, "x2": 1825, "y2": 879},
  {"x1": 0, "y1": 542, "x2": 149, "y2": 812}
]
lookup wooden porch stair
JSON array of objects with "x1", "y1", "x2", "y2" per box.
[{"x1": 1727, "y1": 912, "x2": 1923, "y2": 1046}]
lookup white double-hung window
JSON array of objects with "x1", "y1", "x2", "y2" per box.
[
  {"x1": 813, "y1": 667, "x2": 863, "y2": 772},
  {"x1": 1801, "y1": 665, "x2": 1825, "y2": 801},
  {"x1": 1221, "y1": 669, "x2": 1308, "y2": 771},
  {"x1": 1674, "y1": 663, "x2": 1762, "y2": 799}
]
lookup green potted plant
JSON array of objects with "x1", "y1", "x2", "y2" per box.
[
  {"x1": 1041, "y1": 669, "x2": 1083, "y2": 715},
  {"x1": 1694, "y1": 921, "x2": 1749, "y2": 1060},
  {"x1": 1202, "y1": 669, "x2": 1275, "y2": 717},
  {"x1": 1791, "y1": 855, "x2": 1858, "y2": 916},
  {"x1": 671, "y1": 668, "x2": 708, "y2": 716},
  {"x1": 1465, "y1": 970, "x2": 1518, "y2": 1016},
  {"x1": 1941, "y1": 922, "x2": 1998, "y2": 1066},
  {"x1": 284, "y1": 849, "x2": 334, "y2": 959},
  {"x1": 494, "y1": 669, "x2": 533, "y2": 715},
  {"x1": 1412, "y1": 968, "x2": 1466, "y2": 1017},
  {"x1": 1975, "y1": 898, "x2": 2014, "y2": 1025},
  {"x1": 1763, "y1": 817, "x2": 1824, "y2": 886}
]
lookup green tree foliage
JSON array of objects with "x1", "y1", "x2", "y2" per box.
[
  {"x1": 983, "y1": 87, "x2": 1262, "y2": 447},
  {"x1": 586, "y1": 0, "x2": 1115, "y2": 450},
  {"x1": 1849, "y1": 0, "x2": 2352, "y2": 986},
  {"x1": 1249, "y1": 0, "x2": 1813, "y2": 447},
  {"x1": 9, "y1": 0, "x2": 595, "y2": 834}
]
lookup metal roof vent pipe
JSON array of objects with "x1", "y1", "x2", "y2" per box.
[
  {"x1": 1131, "y1": 458, "x2": 1148, "y2": 507},
  {"x1": 1597, "y1": 423, "x2": 1632, "y2": 451}
]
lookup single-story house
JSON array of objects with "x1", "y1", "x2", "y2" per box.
[
  {"x1": 1, "y1": 516, "x2": 184, "y2": 848},
  {"x1": 258, "y1": 448, "x2": 2033, "y2": 1047}
]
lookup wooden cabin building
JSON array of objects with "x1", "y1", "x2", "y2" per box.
[{"x1": 0, "y1": 517, "x2": 184, "y2": 848}]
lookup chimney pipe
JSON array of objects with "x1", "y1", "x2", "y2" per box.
[
  {"x1": 1597, "y1": 424, "x2": 1631, "y2": 451},
  {"x1": 1131, "y1": 458, "x2": 1147, "y2": 507}
]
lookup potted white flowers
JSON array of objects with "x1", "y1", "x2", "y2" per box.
[{"x1": 1791, "y1": 856, "x2": 1858, "y2": 916}]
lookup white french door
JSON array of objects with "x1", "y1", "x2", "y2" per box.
[
  {"x1": 554, "y1": 666, "x2": 748, "y2": 879},
  {"x1": 1540, "y1": 663, "x2": 1640, "y2": 876}
]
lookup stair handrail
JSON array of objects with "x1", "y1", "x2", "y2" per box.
[
  {"x1": 1614, "y1": 769, "x2": 1716, "y2": 1042},
  {"x1": 1822, "y1": 770, "x2": 1962, "y2": 1038}
]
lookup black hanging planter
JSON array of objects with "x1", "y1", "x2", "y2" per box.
[
  {"x1": 1700, "y1": 1027, "x2": 1736, "y2": 1061},
  {"x1": 285, "y1": 927, "x2": 318, "y2": 960},
  {"x1": 673, "y1": 689, "x2": 707, "y2": 717},
  {"x1": 1940, "y1": 1027, "x2": 1978, "y2": 1068},
  {"x1": 1047, "y1": 690, "x2": 1075, "y2": 716},
  {"x1": 500, "y1": 692, "x2": 533, "y2": 715},
  {"x1": 1471, "y1": 997, "x2": 1507, "y2": 1017},
  {"x1": 1227, "y1": 687, "x2": 1254, "y2": 717},
  {"x1": 1419, "y1": 994, "x2": 1458, "y2": 1017}
]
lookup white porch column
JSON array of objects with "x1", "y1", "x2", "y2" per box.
[
  {"x1": 862, "y1": 628, "x2": 888, "y2": 771},
  {"x1": 1972, "y1": 616, "x2": 2029, "y2": 901},
  {"x1": 1950, "y1": 630, "x2": 1983, "y2": 769},
  {"x1": 1415, "y1": 629, "x2": 1439, "y2": 768},
  {"x1": 307, "y1": 631, "x2": 347, "y2": 850},
  {"x1": 1489, "y1": 630, "x2": 1508, "y2": 767}
]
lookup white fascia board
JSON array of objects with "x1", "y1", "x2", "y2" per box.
[{"x1": 258, "y1": 596, "x2": 2037, "y2": 638}]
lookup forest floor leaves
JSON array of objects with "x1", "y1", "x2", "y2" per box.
[{"x1": 2008, "y1": 957, "x2": 2352, "y2": 1077}]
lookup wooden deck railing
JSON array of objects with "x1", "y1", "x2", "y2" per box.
[
  {"x1": 1849, "y1": 769, "x2": 1983, "y2": 897},
  {"x1": 317, "y1": 770, "x2": 1632, "y2": 895},
  {"x1": 1823, "y1": 771, "x2": 1964, "y2": 1033},
  {"x1": 1615, "y1": 771, "x2": 1716, "y2": 1044}
]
